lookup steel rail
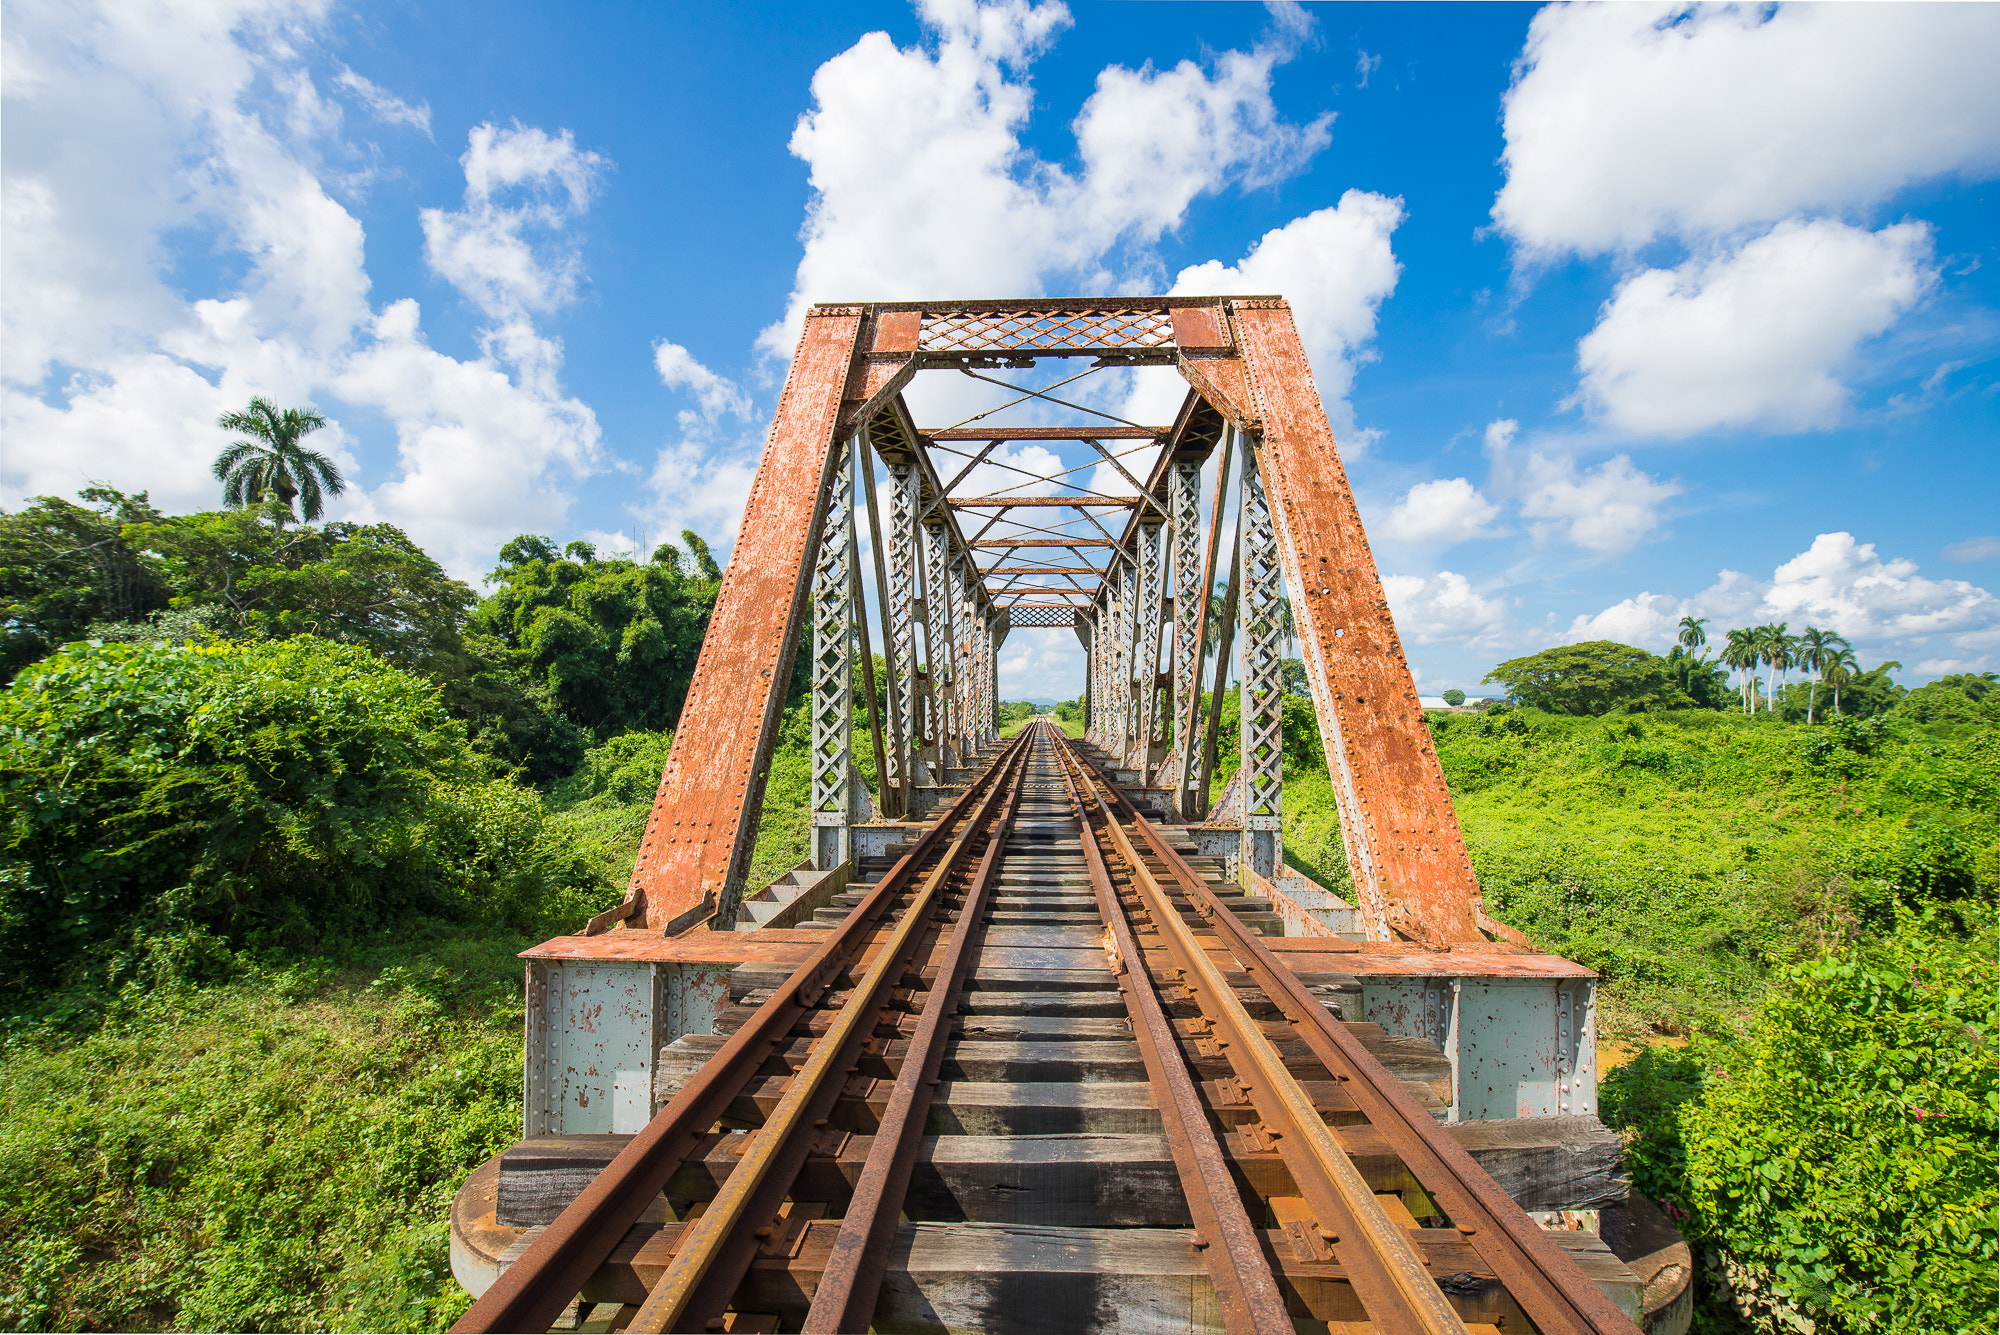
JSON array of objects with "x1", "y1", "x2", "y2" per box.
[
  {"x1": 801, "y1": 728, "x2": 1031, "y2": 1331},
  {"x1": 1051, "y1": 728, "x2": 1467, "y2": 1335},
  {"x1": 1043, "y1": 720, "x2": 1295, "y2": 1335},
  {"x1": 626, "y1": 730, "x2": 1036, "y2": 1334},
  {"x1": 1064, "y1": 737, "x2": 1643, "y2": 1335},
  {"x1": 450, "y1": 730, "x2": 1032, "y2": 1335}
]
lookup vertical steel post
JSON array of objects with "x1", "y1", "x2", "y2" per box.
[
  {"x1": 1168, "y1": 458, "x2": 1205, "y2": 783},
  {"x1": 810, "y1": 439, "x2": 855, "y2": 871},
  {"x1": 923, "y1": 524, "x2": 956, "y2": 764},
  {"x1": 1238, "y1": 440, "x2": 1284, "y2": 880},
  {"x1": 1131, "y1": 517, "x2": 1166, "y2": 776},
  {"x1": 955, "y1": 559, "x2": 979, "y2": 756},
  {"x1": 1117, "y1": 559, "x2": 1139, "y2": 763},
  {"x1": 866, "y1": 453, "x2": 913, "y2": 814}
]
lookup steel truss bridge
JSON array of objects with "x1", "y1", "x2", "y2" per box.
[{"x1": 445, "y1": 299, "x2": 1683, "y2": 1335}]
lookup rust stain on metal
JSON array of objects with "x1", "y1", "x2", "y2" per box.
[
  {"x1": 625, "y1": 308, "x2": 863, "y2": 930},
  {"x1": 1224, "y1": 300, "x2": 1488, "y2": 945},
  {"x1": 1170, "y1": 303, "x2": 1230, "y2": 350}
]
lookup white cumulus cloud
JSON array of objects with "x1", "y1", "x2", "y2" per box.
[
  {"x1": 1483, "y1": 419, "x2": 1680, "y2": 555},
  {"x1": 760, "y1": 0, "x2": 1334, "y2": 357},
  {"x1": 1382, "y1": 570, "x2": 1510, "y2": 651},
  {"x1": 1565, "y1": 534, "x2": 2000, "y2": 673},
  {"x1": 1571, "y1": 218, "x2": 1936, "y2": 437},
  {"x1": 1494, "y1": 2, "x2": 2000, "y2": 256},
  {"x1": 1377, "y1": 476, "x2": 1501, "y2": 547},
  {"x1": 1495, "y1": 3, "x2": 1995, "y2": 442}
]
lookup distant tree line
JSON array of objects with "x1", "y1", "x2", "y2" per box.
[
  {"x1": 1479, "y1": 626, "x2": 1967, "y2": 725},
  {"x1": 1, "y1": 485, "x2": 727, "y2": 783}
]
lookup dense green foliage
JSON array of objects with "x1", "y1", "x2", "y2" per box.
[
  {"x1": 0, "y1": 638, "x2": 613, "y2": 1021},
  {"x1": 469, "y1": 540, "x2": 718, "y2": 740},
  {"x1": 1682, "y1": 915, "x2": 1996, "y2": 1333},
  {"x1": 1596, "y1": 916, "x2": 1997, "y2": 1335},
  {"x1": 1413, "y1": 707, "x2": 1997, "y2": 1030}
]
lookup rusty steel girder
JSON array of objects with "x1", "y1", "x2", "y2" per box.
[{"x1": 623, "y1": 295, "x2": 1491, "y2": 946}]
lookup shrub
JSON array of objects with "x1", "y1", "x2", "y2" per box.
[
  {"x1": 1681, "y1": 914, "x2": 1997, "y2": 1333},
  {"x1": 0, "y1": 640, "x2": 608, "y2": 1016}
]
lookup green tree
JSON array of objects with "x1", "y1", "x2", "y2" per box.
[
  {"x1": 1676, "y1": 614, "x2": 1709, "y2": 657},
  {"x1": 1896, "y1": 673, "x2": 2000, "y2": 729},
  {"x1": 0, "y1": 487, "x2": 170, "y2": 681},
  {"x1": 212, "y1": 397, "x2": 346, "y2": 524},
  {"x1": 1442, "y1": 688, "x2": 1466, "y2": 707},
  {"x1": 1822, "y1": 645, "x2": 1861, "y2": 715},
  {"x1": 471, "y1": 536, "x2": 720, "y2": 737},
  {"x1": 681, "y1": 529, "x2": 722, "y2": 585},
  {"x1": 1664, "y1": 645, "x2": 1732, "y2": 709},
  {"x1": 1482, "y1": 641, "x2": 1695, "y2": 716},
  {"x1": 1279, "y1": 656, "x2": 1309, "y2": 698}
]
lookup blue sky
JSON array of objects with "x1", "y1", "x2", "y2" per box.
[{"x1": 5, "y1": 0, "x2": 1997, "y2": 701}]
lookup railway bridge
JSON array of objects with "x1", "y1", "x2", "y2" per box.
[{"x1": 446, "y1": 298, "x2": 1692, "y2": 1334}]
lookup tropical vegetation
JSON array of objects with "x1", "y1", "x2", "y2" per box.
[
  {"x1": 211, "y1": 398, "x2": 346, "y2": 525},
  {"x1": 2, "y1": 464, "x2": 1993, "y2": 1333}
]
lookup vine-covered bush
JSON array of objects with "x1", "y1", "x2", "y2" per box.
[
  {"x1": 0, "y1": 639, "x2": 608, "y2": 1016},
  {"x1": 1681, "y1": 915, "x2": 1997, "y2": 1333}
]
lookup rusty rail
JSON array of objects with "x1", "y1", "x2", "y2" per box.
[
  {"x1": 799, "y1": 731, "x2": 1030, "y2": 1332},
  {"x1": 451, "y1": 728, "x2": 1034, "y2": 1335},
  {"x1": 1047, "y1": 723, "x2": 1294, "y2": 1335},
  {"x1": 1054, "y1": 726, "x2": 1640, "y2": 1335},
  {"x1": 1050, "y1": 722, "x2": 1466, "y2": 1334}
]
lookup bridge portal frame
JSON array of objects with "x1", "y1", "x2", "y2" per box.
[{"x1": 615, "y1": 296, "x2": 1495, "y2": 947}]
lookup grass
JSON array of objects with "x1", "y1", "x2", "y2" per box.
[
  {"x1": 1281, "y1": 707, "x2": 1997, "y2": 1037},
  {"x1": 0, "y1": 930, "x2": 534, "y2": 1333}
]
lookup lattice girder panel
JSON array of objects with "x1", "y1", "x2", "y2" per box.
[
  {"x1": 1238, "y1": 447, "x2": 1286, "y2": 842},
  {"x1": 1169, "y1": 462, "x2": 1205, "y2": 734},
  {"x1": 809, "y1": 442, "x2": 855, "y2": 870},
  {"x1": 1006, "y1": 604, "x2": 1079, "y2": 628},
  {"x1": 918, "y1": 307, "x2": 1173, "y2": 356},
  {"x1": 922, "y1": 524, "x2": 955, "y2": 753},
  {"x1": 883, "y1": 460, "x2": 923, "y2": 789},
  {"x1": 1129, "y1": 520, "x2": 1166, "y2": 771}
]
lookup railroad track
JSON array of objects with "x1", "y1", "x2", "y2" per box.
[{"x1": 455, "y1": 721, "x2": 1640, "y2": 1334}]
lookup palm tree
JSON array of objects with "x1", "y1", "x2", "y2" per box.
[
  {"x1": 1677, "y1": 615, "x2": 1709, "y2": 658},
  {"x1": 1721, "y1": 627, "x2": 1756, "y2": 713},
  {"x1": 1752, "y1": 622, "x2": 1792, "y2": 713},
  {"x1": 1821, "y1": 646, "x2": 1860, "y2": 716},
  {"x1": 1796, "y1": 627, "x2": 1850, "y2": 725},
  {"x1": 213, "y1": 397, "x2": 344, "y2": 524}
]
